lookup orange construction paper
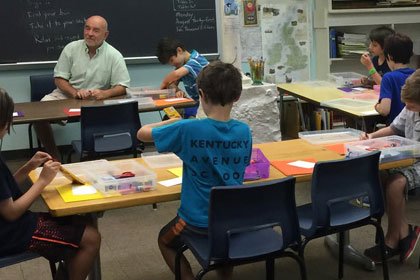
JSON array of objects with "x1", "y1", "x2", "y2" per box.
[
  {"x1": 323, "y1": 143, "x2": 345, "y2": 155},
  {"x1": 154, "y1": 98, "x2": 194, "y2": 106},
  {"x1": 270, "y1": 158, "x2": 318, "y2": 176}
]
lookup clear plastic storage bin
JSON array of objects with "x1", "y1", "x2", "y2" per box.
[
  {"x1": 329, "y1": 72, "x2": 364, "y2": 86},
  {"x1": 345, "y1": 136, "x2": 420, "y2": 163},
  {"x1": 86, "y1": 159, "x2": 157, "y2": 196},
  {"x1": 299, "y1": 128, "x2": 363, "y2": 145},
  {"x1": 60, "y1": 160, "x2": 111, "y2": 184},
  {"x1": 126, "y1": 87, "x2": 176, "y2": 100},
  {"x1": 104, "y1": 97, "x2": 154, "y2": 109}
]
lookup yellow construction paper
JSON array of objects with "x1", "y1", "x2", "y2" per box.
[
  {"x1": 56, "y1": 184, "x2": 120, "y2": 203},
  {"x1": 168, "y1": 167, "x2": 183, "y2": 177}
]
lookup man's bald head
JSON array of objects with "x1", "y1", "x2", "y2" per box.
[{"x1": 84, "y1": 15, "x2": 109, "y2": 51}]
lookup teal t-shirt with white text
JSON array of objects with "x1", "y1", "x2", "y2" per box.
[{"x1": 152, "y1": 118, "x2": 252, "y2": 227}]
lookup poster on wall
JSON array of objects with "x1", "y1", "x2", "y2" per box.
[
  {"x1": 243, "y1": 0, "x2": 258, "y2": 26},
  {"x1": 224, "y1": 0, "x2": 239, "y2": 16},
  {"x1": 260, "y1": 3, "x2": 312, "y2": 83}
]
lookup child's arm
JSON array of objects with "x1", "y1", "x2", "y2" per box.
[
  {"x1": 360, "y1": 126, "x2": 396, "y2": 140},
  {"x1": 360, "y1": 54, "x2": 382, "y2": 85},
  {"x1": 13, "y1": 151, "x2": 52, "y2": 184},
  {"x1": 167, "y1": 81, "x2": 186, "y2": 98},
  {"x1": 137, "y1": 118, "x2": 181, "y2": 142},
  {"x1": 0, "y1": 160, "x2": 60, "y2": 222},
  {"x1": 160, "y1": 67, "x2": 190, "y2": 89},
  {"x1": 374, "y1": 98, "x2": 391, "y2": 116}
]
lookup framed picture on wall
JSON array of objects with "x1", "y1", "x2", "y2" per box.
[{"x1": 243, "y1": 0, "x2": 258, "y2": 26}]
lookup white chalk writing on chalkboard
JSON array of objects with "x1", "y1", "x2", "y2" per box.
[
  {"x1": 24, "y1": 1, "x2": 86, "y2": 55},
  {"x1": 175, "y1": 12, "x2": 216, "y2": 33},
  {"x1": 173, "y1": 0, "x2": 213, "y2": 11},
  {"x1": 1, "y1": 0, "x2": 218, "y2": 64}
]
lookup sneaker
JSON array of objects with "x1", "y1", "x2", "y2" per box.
[
  {"x1": 399, "y1": 224, "x2": 420, "y2": 262},
  {"x1": 364, "y1": 244, "x2": 400, "y2": 264},
  {"x1": 356, "y1": 197, "x2": 370, "y2": 208}
]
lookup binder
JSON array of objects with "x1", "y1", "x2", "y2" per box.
[
  {"x1": 314, "y1": 111, "x2": 322, "y2": 131},
  {"x1": 329, "y1": 29, "x2": 337, "y2": 58}
]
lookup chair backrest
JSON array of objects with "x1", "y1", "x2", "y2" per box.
[
  {"x1": 80, "y1": 101, "x2": 141, "y2": 154},
  {"x1": 207, "y1": 177, "x2": 300, "y2": 260},
  {"x1": 310, "y1": 151, "x2": 384, "y2": 229},
  {"x1": 29, "y1": 74, "x2": 56, "y2": 101}
]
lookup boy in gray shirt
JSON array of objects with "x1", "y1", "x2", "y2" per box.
[{"x1": 361, "y1": 69, "x2": 420, "y2": 264}]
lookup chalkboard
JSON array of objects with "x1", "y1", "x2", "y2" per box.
[{"x1": 0, "y1": 0, "x2": 218, "y2": 64}]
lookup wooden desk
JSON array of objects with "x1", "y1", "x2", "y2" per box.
[
  {"x1": 29, "y1": 139, "x2": 414, "y2": 279},
  {"x1": 30, "y1": 139, "x2": 414, "y2": 280},
  {"x1": 13, "y1": 97, "x2": 197, "y2": 125},
  {"x1": 31, "y1": 139, "x2": 414, "y2": 217},
  {"x1": 277, "y1": 82, "x2": 382, "y2": 132}
]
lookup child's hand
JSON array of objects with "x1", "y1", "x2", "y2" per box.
[
  {"x1": 360, "y1": 77, "x2": 370, "y2": 85},
  {"x1": 160, "y1": 82, "x2": 168, "y2": 90},
  {"x1": 28, "y1": 151, "x2": 52, "y2": 170},
  {"x1": 359, "y1": 132, "x2": 371, "y2": 140},
  {"x1": 360, "y1": 53, "x2": 373, "y2": 69},
  {"x1": 175, "y1": 90, "x2": 186, "y2": 98},
  {"x1": 38, "y1": 160, "x2": 60, "y2": 186}
]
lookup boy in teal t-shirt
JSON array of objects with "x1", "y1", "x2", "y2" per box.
[
  {"x1": 137, "y1": 61, "x2": 252, "y2": 279},
  {"x1": 156, "y1": 37, "x2": 209, "y2": 118}
]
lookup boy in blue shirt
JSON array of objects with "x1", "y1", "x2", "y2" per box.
[
  {"x1": 156, "y1": 37, "x2": 209, "y2": 118},
  {"x1": 374, "y1": 33, "x2": 415, "y2": 123},
  {"x1": 137, "y1": 61, "x2": 252, "y2": 279},
  {"x1": 360, "y1": 26, "x2": 394, "y2": 86}
]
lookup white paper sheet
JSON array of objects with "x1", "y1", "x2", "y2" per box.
[
  {"x1": 72, "y1": 185, "x2": 97, "y2": 195},
  {"x1": 352, "y1": 87, "x2": 366, "y2": 91},
  {"x1": 287, "y1": 160, "x2": 315, "y2": 169},
  {"x1": 158, "y1": 177, "x2": 182, "y2": 187},
  {"x1": 69, "y1": 108, "x2": 81, "y2": 112},
  {"x1": 361, "y1": 110, "x2": 378, "y2": 116},
  {"x1": 164, "y1": 98, "x2": 189, "y2": 102}
]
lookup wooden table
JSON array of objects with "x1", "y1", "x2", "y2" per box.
[
  {"x1": 277, "y1": 82, "x2": 383, "y2": 132},
  {"x1": 31, "y1": 138, "x2": 414, "y2": 217},
  {"x1": 29, "y1": 139, "x2": 414, "y2": 279},
  {"x1": 13, "y1": 97, "x2": 197, "y2": 125}
]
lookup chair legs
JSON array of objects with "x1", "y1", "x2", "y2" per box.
[
  {"x1": 283, "y1": 251, "x2": 307, "y2": 280},
  {"x1": 265, "y1": 258, "x2": 274, "y2": 280},
  {"x1": 176, "y1": 244, "x2": 305, "y2": 280},
  {"x1": 301, "y1": 225, "x2": 389, "y2": 280},
  {"x1": 175, "y1": 245, "x2": 188, "y2": 280},
  {"x1": 338, "y1": 231, "x2": 345, "y2": 279},
  {"x1": 49, "y1": 260, "x2": 57, "y2": 278},
  {"x1": 418, "y1": 252, "x2": 420, "y2": 269},
  {"x1": 373, "y1": 223, "x2": 389, "y2": 280}
]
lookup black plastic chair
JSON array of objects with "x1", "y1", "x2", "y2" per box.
[
  {"x1": 296, "y1": 151, "x2": 389, "y2": 280},
  {"x1": 0, "y1": 251, "x2": 57, "y2": 279},
  {"x1": 28, "y1": 74, "x2": 56, "y2": 155},
  {"x1": 68, "y1": 101, "x2": 143, "y2": 162},
  {"x1": 175, "y1": 178, "x2": 306, "y2": 280}
]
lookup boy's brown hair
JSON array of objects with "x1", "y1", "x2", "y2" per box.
[
  {"x1": 384, "y1": 33, "x2": 413, "y2": 64},
  {"x1": 197, "y1": 61, "x2": 242, "y2": 106},
  {"x1": 0, "y1": 88, "x2": 14, "y2": 133},
  {"x1": 401, "y1": 69, "x2": 420, "y2": 105},
  {"x1": 156, "y1": 37, "x2": 185, "y2": 64},
  {"x1": 369, "y1": 26, "x2": 394, "y2": 49}
]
